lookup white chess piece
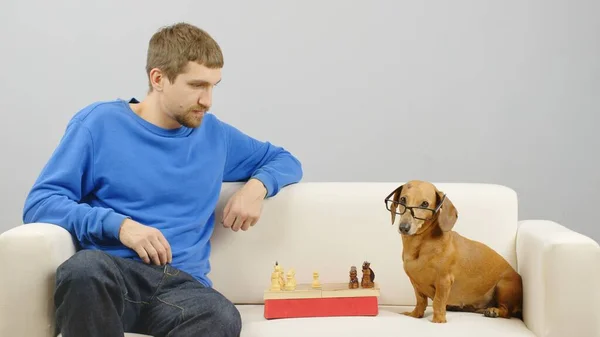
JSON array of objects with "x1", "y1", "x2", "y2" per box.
[
  {"x1": 311, "y1": 271, "x2": 321, "y2": 289},
  {"x1": 285, "y1": 269, "x2": 296, "y2": 290}
]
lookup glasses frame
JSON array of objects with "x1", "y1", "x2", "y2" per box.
[{"x1": 384, "y1": 186, "x2": 445, "y2": 221}]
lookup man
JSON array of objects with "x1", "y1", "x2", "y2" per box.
[{"x1": 22, "y1": 22, "x2": 303, "y2": 337}]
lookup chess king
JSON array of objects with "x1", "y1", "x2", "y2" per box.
[{"x1": 270, "y1": 262, "x2": 284, "y2": 291}]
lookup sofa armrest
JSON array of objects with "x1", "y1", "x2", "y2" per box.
[
  {"x1": 516, "y1": 219, "x2": 600, "y2": 337},
  {"x1": 0, "y1": 223, "x2": 77, "y2": 337}
]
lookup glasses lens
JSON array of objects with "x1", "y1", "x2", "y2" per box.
[
  {"x1": 413, "y1": 208, "x2": 433, "y2": 219},
  {"x1": 386, "y1": 200, "x2": 406, "y2": 214}
]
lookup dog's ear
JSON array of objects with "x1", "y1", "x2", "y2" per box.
[
  {"x1": 436, "y1": 189, "x2": 457, "y2": 231},
  {"x1": 389, "y1": 185, "x2": 403, "y2": 225}
]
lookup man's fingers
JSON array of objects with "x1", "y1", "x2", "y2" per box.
[
  {"x1": 223, "y1": 213, "x2": 234, "y2": 228},
  {"x1": 157, "y1": 234, "x2": 172, "y2": 263},
  {"x1": 151, "y1": 237, "x2": 168, "y2": 265},
  {"x1": 223, "y1": 207, "x2": 236, "y2": 228},
  {"x1": 241, "y1": 217, "x2": 254, "y2": 231},
  {"x1": 222, "y1": 200, "x2": 232, "y2": 225},
  {"x1": 134, "y1": 246, "x2": 150, "y2": 264},
  {"x1": 230, "y1": 216, "x2": 239, "y2": 231},
  {"x1": 232, "y1": 214, "x2": 245, "y2": 231},
  {"x1": 144, "y1": 242, "x2": 161, "y2": 265},
  {"x1": 121, "y1": 220, "x2": 172, "y2": 265}
]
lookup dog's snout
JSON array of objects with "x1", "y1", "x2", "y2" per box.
[{"x1": 399, "y1": 222, "x2": 411, "y2": 234}]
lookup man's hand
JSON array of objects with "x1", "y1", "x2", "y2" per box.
[
  {"x1": 118, "y1": 218, "x2": 172, "y2": 265},
  {"x1": 222, "y1": 178, "x2": 267, "y2": 231}
]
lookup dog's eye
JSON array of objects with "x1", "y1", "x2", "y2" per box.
[
  {"x1": 421, "y1": 201, "x2": 429, "y2": 207},
  {"x1": 400, "y1": 197, "x2": 406, "y2": 204}
]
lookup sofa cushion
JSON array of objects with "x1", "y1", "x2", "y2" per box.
[
  {"x1": 238, "y1": 305, "x2": 536, "y2": 336},
  {"x1": 57, "y1": 332, "x2": 152, "y2": 337},
  {"x1": 57, "y1": 305, "x2": 534, "y2": 336}
]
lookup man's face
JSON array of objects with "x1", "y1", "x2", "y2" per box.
[{"x1": 160, "y1": 61, "x2": 222, "y2": 128}]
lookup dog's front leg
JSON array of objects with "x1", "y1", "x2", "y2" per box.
[
  {"x1": 432, "y1": 274, "x2": 453, "y2": 323},
  {"x1": 402, "y1": 278, "x2": 428, "y2": 318}
]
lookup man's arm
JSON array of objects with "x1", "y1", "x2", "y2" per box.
[
  {"x1": 218, "y1": 119, "x2": 302, "y2": 231},
  {"x1": 221, "y1": 120, "x2": 303, "y2": 197},
  {"x1": 22, "y1": 119, "x2": 128, "y2": 243}
]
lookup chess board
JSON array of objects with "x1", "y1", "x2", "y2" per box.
[{"x1": 263, "y1": 282, "x2": 380, "y2": 319}]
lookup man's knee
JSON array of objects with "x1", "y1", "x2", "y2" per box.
[
  {"x1": 56, "y1": 250, "x2": 115, "y2": 288},
  {"x1": 187, "y1": 293, "x2": 242, "y2": 337},
  {"x1": 214, "y1": 300, "x2": 242, "y2": 336},
  {"x1": 54, "y1": 250, "x2": 128, "y2": 335}
]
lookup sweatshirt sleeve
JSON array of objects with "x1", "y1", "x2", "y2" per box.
[
  {"x1": 220, "y1": 120, "x2": 303, "y2": 197},
  {"x1": 22, "y1": 118, "x2": 128, "y2": 243}
]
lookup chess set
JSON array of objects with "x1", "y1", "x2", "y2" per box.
[{"x1": 263, "y1": 261, "x2": 380, "y2": 319}]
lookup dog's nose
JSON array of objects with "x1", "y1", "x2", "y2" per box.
[{"x1": 399, "y1": 222, "x2": 410, "y2": 234}]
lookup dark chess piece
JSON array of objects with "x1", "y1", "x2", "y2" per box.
[
  {"x1": 360, "y1": 261, "x2": 375, "y2": 288},
  {"x1": 349, "y1": 266, "x2": 359, "y2": 289}
]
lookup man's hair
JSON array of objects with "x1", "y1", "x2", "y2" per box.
[{"x1": 146, "y1": 22, "x2": 224, "y2": 90}]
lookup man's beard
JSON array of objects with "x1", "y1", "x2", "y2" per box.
[{"x1": 175, "y1": 104, "x2": 209, "y2": 128}]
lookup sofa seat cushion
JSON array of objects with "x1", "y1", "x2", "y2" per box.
[
  {"x1": 238, "y1": 305, "x2": 536, "y2": 337},
  {"x1": 57, "y1": 332, "x2": 152, "y2": 337},
  {"x1": 59, "y1": 305, "x2": 535, "y2": 336}
]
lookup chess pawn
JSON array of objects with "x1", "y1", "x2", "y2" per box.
[
  {"x1": 285, "y1": 268, "x2": 296, "y2": 290},
  {"x1": 311, "y1": 271, "x2": 321, "y2": 289},
  {"x1": 349, "y1": 266, "x2": 359, "y2": 289}
]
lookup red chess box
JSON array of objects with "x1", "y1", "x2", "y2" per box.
[{"x1": 263, "y1": 282, "x2": 380, "y2": 319}]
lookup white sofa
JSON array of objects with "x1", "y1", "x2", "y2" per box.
[{"x1": 1, "y1": 182, "x2": 599, "y2": 337}]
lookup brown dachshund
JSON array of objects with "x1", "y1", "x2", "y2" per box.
[{"x1": 384, "y1": 180, "x2": 523, "y2": 323}]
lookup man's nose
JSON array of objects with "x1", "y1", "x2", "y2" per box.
[
  {"x1": 198, "y1": 89, "x2": 212, "y2": 108},
  {"x1": 399, "y1": 222, "x2": 410, "y2": 234},
  {"x1": 198, "y1": 95, "x2": 211, "y2": 108}
]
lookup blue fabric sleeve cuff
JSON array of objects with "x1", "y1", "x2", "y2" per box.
[
  {"x1": 251, "y1": 173, "x2": 276, "y2": 198},
  {"x1": 103, "y1": 212, "x2": 129, "y2": 240}
]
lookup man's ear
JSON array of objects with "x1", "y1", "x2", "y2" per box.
[
  {"x1": 436, "y1": 189, "x2": 457, "y2": 231},
  {"x1": 149, "y1": 67, "x2": 166, "y2": 91},
  {"x1": 389, "y1": 185, "x2": 403, "y2": 225}
]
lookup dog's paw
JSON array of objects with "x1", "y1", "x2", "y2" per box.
[
  {"x1": 432, "y1": 314, "x2": 447, "y2": 323},
  {"x1": 402, "y1": 310, "x2": 424, "y2": 318},
  {"x1": 483, "y1": 308, "x2": 499, "y2": 318}
]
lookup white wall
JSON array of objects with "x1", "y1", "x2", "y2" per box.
[{"x1": 1, "y1": 0, "x2": 598, "y2": 242}]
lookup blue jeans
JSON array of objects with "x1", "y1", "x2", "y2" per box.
[{"x1": 54, "y1": 250, "x2": 242, "y2": 337}]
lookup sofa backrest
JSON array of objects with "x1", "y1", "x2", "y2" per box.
[{"x1": 208, "y1": 182, "x2": 519, "y2": 306}]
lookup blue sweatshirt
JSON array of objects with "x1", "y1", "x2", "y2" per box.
[{"x1": 22, "y1": 98, "x2": 302, "y2": 287}]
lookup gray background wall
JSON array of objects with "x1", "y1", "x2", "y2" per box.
[{"x1": 1, "y1": 0, "x2": 598, "y2": 242}]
